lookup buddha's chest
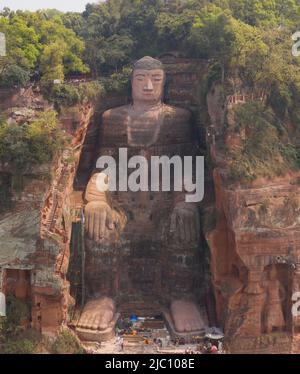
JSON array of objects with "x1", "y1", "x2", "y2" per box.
[
  {"x1": 127, "y1": 111, "x2": 163, "y2": 147},
  {"x1": 100, "y1": 105, "x2": 192, "y2": 148}
]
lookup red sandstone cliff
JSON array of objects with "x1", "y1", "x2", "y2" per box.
[
  {"x1": 0, "y1": 87, "x2": 94, "y2": 334},
  {"x1": 205, "y1": 82, "x2": 300, "y2": 353}
]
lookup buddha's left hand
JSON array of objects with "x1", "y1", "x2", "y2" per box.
[{"x1": 170, "y1": 202, "x2": 200, "y2": 243}]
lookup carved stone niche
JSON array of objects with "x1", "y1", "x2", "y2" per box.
[{"x1": 261, "y1": 264, "x2": 290, "y2": 334}]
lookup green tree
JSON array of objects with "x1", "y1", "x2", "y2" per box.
[
  {"x1": 155, "y1": 9, "x2": 195, "y2": 51},
  {"x1": 188, "y1": 5, "x2": 235, "y2": 81},
  {"x1": 0, "y1": 109, "x2": 67, "y2": 172},
  {"x1": 227, "y1": 0, "x2": 300, "y2": 27},
  {"x1": 0, "y1": 64, "x2": 30, "y2": 87},
  {"x1": 40, "y1": 41, "x2": 65, "y2": 84},
  {"x1": 0, "y1": 14, "x2": 40, "y2": 86},
  {"x1": 37, "y1": 16, "x2": 89, "y2": 83}
]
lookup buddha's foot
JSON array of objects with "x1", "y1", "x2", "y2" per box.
[
  {"x1": 170, "y1": 300, "x2": 205, "y2": 333},
  {"x1": 77, "y1": 297, "x2": 116, "y2": 331}
]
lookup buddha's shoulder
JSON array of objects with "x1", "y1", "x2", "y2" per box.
[
  {"x1": 163, "y1": 104, "x2": 191, "y2": 120},
  {"x1": 102, "y1": 105, "x2": 130, "y2": 123},
  {"x1": 102, "y1": 103, "x2": 191, "y2": 123}
]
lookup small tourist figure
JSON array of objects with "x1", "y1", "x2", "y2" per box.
[
  {"x1": 210, "y1": 344, "x2": 218, "y2": 354},
  {"x1": 218, "y1": 341, "x2": 223, "y2": 353},
  {"x1": 115, "y1": 335, "x2": 124, "y2": 352}
]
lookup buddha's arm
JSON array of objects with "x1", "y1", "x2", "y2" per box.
[
  {"x1": 170, "y1": 137, "x2": 201, "y2": 244},
  {"x1": 170, "y1": 197, "x2": 200, "y2": 244},
  {"x1": 84, "y1": 107, "x2": 128, "y2": 242},
  {"x1": 84, "y1": 173, "x2": 127, "y2": 243}
]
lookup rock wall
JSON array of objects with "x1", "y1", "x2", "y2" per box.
[
  {"x1": 34, "y1": 104, "x2": 94, "y2": 333},
  {"x1": 205, "y1": 83, "x2": 300, "y2": 353},
  {"x1": 0, "y1": 86, "x2": 94, "y2": 333},
  {"x1": 3, "y1": 60, "x2": 299, "y2": 353}
]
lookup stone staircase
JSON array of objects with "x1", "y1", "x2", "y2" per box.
[{"x1": 123, "y1": 334, "x2": 145, "y2": 346}]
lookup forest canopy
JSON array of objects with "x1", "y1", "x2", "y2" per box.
[
  {"x1": 0, "y1": 0, "x2": 299, "y2": 185},
  {"x1": 0, "y1": 0, "x2": 299, "y2": 84}
]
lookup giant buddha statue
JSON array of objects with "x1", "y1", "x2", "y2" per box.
[{"x1": 77, "y1": 56, "x2": 207, "y2": 337}]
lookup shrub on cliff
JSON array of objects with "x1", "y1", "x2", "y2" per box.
[
  {"x1": 100, "y1": 67, "x2": 132, "y2": 95},
  {"x1": 44, "y1": 81, "x2": 105, "y2": 110},
  {"x1": 0, "y1": 322, "x2": 42, "y2": 354},
  {"x1": 0, "y1": 65, "x2": 30, "y2": 88},
  {"x1": 0, "y1": 109, "x2": 67, "y2": 171},
  {"x1": 0, "y1": 172, "x2": 13, "y2": 212},
  {"x1": 5, "y1": 295, "x2": 30, "y2": 326},
  {"x1": 27, "y1": 109, "x2": 67, "y2": 162},
  {"x1": 1, "y1": 337, "x2": 37, "y2": 354},
  {"x1": 77, "y1": 81, "x2": 104, "y2": 103},
  {"x1": 44, "y1": 84, "x2": 81, "y2": 111},
  {"x1": 50, "y1": 330, "x2": 85, "y2": 354},
  {"x1": 0, "y1": 296, "x2": 42, "y2": 354},
  {"x1": 229, "y1": 102, "x2": 300, "y2": 182}
]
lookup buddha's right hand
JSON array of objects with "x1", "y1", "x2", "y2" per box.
[{"x1": 84, "y1": 200, "x2": 115, "y2": 242}]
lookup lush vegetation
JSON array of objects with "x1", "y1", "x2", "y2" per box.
[
  {"x1": 0, "y1": 1, "x2": 299, "y2": 86},
  {"x1": 0, "y1": 109, "x2": 68, "y2": 172},
  {"x1": 0, "y1": 296, "x2": 85, "y2": 354},
  {"x1": 0, "y1": 9, "x2": 88, "y2": 87},
  {"x1": 50, "y1": 330, "x2": 85, "y2": 354},
  {"x1": 0, "y1": 295, "x2": 42, "y2": 354},
  {"x1": 0, "y1": 1, "x2": 299, "y2": 102},
  {"x1": 47, "y1": 80, "x2": 105, "y2": 110},
  {"x1": 229, "y1": 103, "x2": 300, "y2": 182},
  {"x1": 1, "y1": 1, "x2": 299, "y2": 112},
  {"x1": 0, "y1": 0, "x2": 300, "y2": 182}
]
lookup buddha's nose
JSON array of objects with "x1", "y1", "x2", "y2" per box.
[{"x1": 144, "y1": 78, "x2": 153, "y2": 91}]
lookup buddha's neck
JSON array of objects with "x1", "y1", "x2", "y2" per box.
[{"x1": 132, "y1": 101, "x2": 163, "y2": 112}]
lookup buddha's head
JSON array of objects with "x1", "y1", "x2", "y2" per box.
[{"x1": 131, "y1": 56, "x2": 165, "y2": 105}]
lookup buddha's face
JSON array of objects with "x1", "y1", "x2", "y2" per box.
[{"x1": 132, "y1": 69, "x2": 165, "y2": 104}]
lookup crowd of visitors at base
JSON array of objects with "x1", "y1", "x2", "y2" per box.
[
  {"x1": 85, "y1": 338, "x2": 225, "y2": 354},
  {"x1": 185, "y1": 340, "x2": 224, "y2": 354}
]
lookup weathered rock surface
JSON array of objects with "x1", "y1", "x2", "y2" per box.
[
  {"x1": 205, "y1": 83, "x2": 300, "y2": 352},
  {"x1": 0, "y1": 86, "x2": 94, "y2": 333}
]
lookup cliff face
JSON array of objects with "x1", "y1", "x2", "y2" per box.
[
  {"x1": 205, "y1": 83, "x2": 300, "y2": 353},
  {"x1": 35, "y1": 103, "x2": 94, "y2": 333},
  {"x1": 0, "y1": 86, "x2": 94, "y2": 333},
  {"x1": 2, "y1": 61, "x2": 300, "y2": 352}
]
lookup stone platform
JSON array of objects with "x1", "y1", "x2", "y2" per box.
[{"x1": 75, "y1": 298, "x2": 209, "y2": 344}]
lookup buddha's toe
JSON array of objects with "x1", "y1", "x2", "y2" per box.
[{"x1": 99, "y1": 310, "x2": 113, "y2": 330}]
